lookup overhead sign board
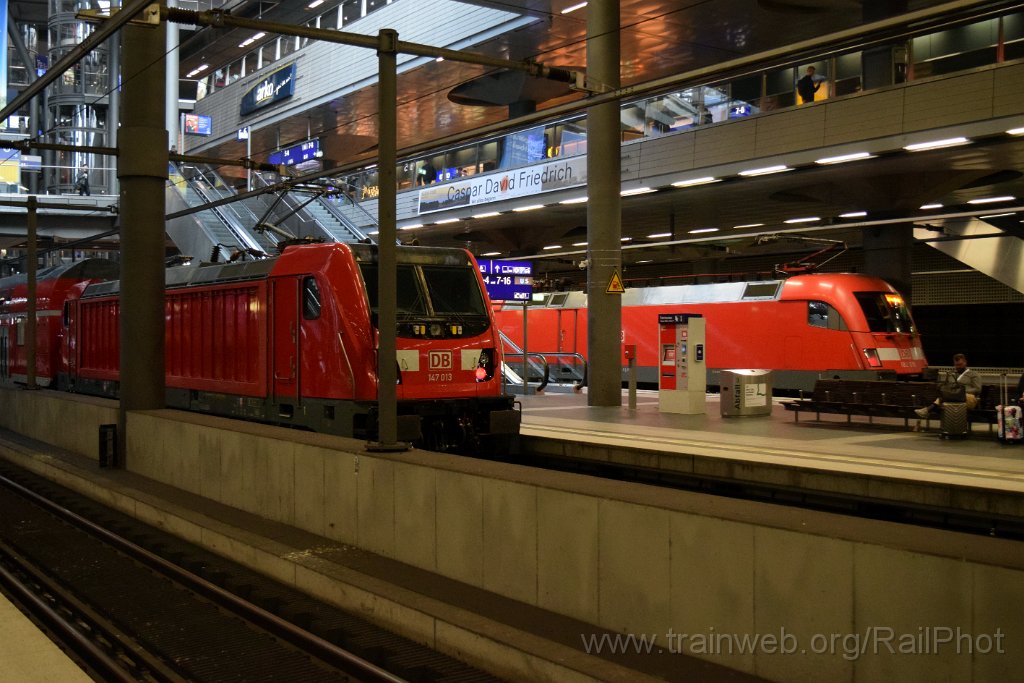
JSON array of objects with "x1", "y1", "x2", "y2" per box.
[
  {"x1": 269, "y1": 139, "x2": 320, "y2": 167},
  {"x1": 240, "y1": 63, "x2": 296, "y2": 116},
  {"x1": 418, "y1": 155, "x2": 587, "y2": 214},
  {"x1": 478, "y1": 259, "x2": 533, "y2": 301}
]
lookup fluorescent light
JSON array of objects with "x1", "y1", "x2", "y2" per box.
[
  {"x1": 903, "y1": 137, "x2": 969, "y2": 151},
  {"x1": 399, "y1": 223, "x2": 423, "y2": 230},
  {"x1": 672, "y1": 176, "x2": 719, "y2": 188},
  {"x1": 636, "y1": 259, "x2": 652, "y2": 264},
  {"x1": 920, "y1": 203, "x2": 943, "y2": 210},
  {"x1": 367, "y1": 229, "x2": 379, "y2": 235},
  {"x1": 435, "y1": 218, "x2": 461, "y2": 224},
  {"x1": 186, "y1": 64, "x2": 209, "y2": 78},
  {"x1": 238, "y1": 32, "x2": 266, "y2": 48},
  {"x1": 732, "y1": 223, "x2": 764, "y2": 229},
  {"x1": 1007, "y1": 127, "x2": 1024, "y2": 136},
  {"x1": 307, "y1": 0, "x2": 325, "y2": 7},
  {"x1": 572, "y1": 241, "x2": 588, "y2": 247},
  {"x1": 542, "y1": 244, "x2": 562, "y2": 250},
  {"x1": 621, "y1": 187, "x2": 655, "y2": 196},
  {"x1": 481, "y1": 251, "x2": 502, "y2": 257},
  {"x1": 739, "y1": 165, "x2": 790, "y2": 176},
  {"x1": 979, "y1": 213, "x2": 1016, "y2": 219},
  {"x1": 472, "y1": 211, "x2": 500, "y2": 219},
  {"x1": 621, "y1": 237, "x2": 633, "y2": 242},
  {"x1": 560, "y1": 196, "x2": 588, "y2": 204},
  {"x1": 647, "y1": 232, "x2": 672, "y2": 239},
  {"x1": 839, "y1": 211, "x2": 867, "y2": 218},
  {"x1": 815, "y1": 151, "x2": 874, "y2": 165},
  {"x1": 561, "y1": 1, "x2": 588, "y2": 13},
  {"x1": 688, "y1": 227, "x2": 719, "y2": 234},
  {"x1": 784, "y1": 216, "x2": 820, "y2": 224},
  {"x1": 513, "y1": 204, "x2": 544, "y2": 212},
  {"x1": 968, "y1": 196, "x2": 1015, "y2": 205},
  {"x1": 435, "y1": 57, "x2": 444, "y2": 63}
]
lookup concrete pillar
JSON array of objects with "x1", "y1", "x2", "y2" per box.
[
  {"x1": 369, "y1": 28, "x2": 402, "y2": 450},
  {"x1": 117, "y1": 19, "x2": 168, "y2": 464},
  {"x1": 585, "y1": 0, "x2": 622, "y2": 407},
  {"x1": 863, "y1": 225, "x2": 913, "y2": 302}
]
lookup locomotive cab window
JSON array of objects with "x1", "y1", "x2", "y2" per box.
[
  {"x1": 302, "y1": 276, "x2": 321, "y2": 320},
  {"x1": 854, "y1": 292, "x2": 916, "y2": 334},
  {"x1": 807, "y1": 300, "x2": 847, "y2": 330},
  {"x1": 421, "y1": 266, "x2": 487, "y2": 316}
]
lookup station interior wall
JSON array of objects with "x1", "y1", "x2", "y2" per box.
[{"x1": 0, "y1": 388, "x2": 1021, "y2": 683}]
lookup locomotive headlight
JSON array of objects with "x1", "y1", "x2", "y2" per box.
[
  {"x1": 863, "y1": 348, "x2": 882, "y2": 368},
  {"x1": 450, "y1": 324, "x2": 463, "y2": 335},
  {"x1": 476, "y1": 348, "x2": 496, "y2": 382},
  {"x1": 430, "y1": 323, "x2": 442, "y2": 337},
  {"x1": 413, "y1": 324, "x2": 426, "y2": 335}
]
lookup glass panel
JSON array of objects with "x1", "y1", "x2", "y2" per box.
[
  {"x1": 422, "y1": 267, "x2": 487, "y2": 316},
  {"x1": 302, "y1": 277, "x2": 321, "y2": 320}
]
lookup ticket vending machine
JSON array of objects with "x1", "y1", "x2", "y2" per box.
[{"x1": 658, "y1": 313, "x2": 707, "y2": 415}]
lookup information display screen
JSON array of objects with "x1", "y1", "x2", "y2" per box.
[
  {"x1": 269, "y1": 139, "x2": 320, "y2": 166},
  {"x1": 477, "y1": 259, "x2": 533, "y2": 301}
]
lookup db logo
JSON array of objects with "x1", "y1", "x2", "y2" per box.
[{"x1": 428, "y1": 351, "x2": 453, "y2": 370}]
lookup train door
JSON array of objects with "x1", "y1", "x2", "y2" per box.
[
  {"x1": 271, "y1": 277, "x2": 300, "y2": 410},
  {"x1": 557, "y1": 308, "x2": 578, "y2": 353}
]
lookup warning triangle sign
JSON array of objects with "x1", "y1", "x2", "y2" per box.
[{"x1": 606, "y1": 270, "x2": 625, "y2": 294}]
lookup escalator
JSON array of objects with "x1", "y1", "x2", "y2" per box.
[
  {"x1": 251, "y1": 172, "x2": 372, "y2": 244},
  {"x1": 166, "y1": 163, "x2": 271, "y2": 261}
]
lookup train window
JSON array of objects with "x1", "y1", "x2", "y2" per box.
[
  {"x1": 854, "y1": 292, "x2": 916, "y2": 333},
  {"x1": 359, "y1": 264, "x2": 429, "y2": 316},
  {"x1": 63, "y1": 302, "x2": 71, "y2": 327},
  {"x1": 421, "y1": 266, "x2": 487, "y2": 316},
  {"x1": 302, "y1": 276, "x2": 321, "y2": 320},
  {"x1": 742, "y1": 282, "x2": 780, "y2": 299},
  {"x1": 808, "y1": 301, "x2": 848, "y2": 331}
]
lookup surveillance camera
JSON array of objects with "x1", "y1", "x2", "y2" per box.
[{"x1": 578, "y1": 259, "x2": 589, "y2": 270}]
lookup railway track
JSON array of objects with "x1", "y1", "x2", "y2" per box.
[{"x1": 0, "y1": 461, "x2": 503, "y2": 683}]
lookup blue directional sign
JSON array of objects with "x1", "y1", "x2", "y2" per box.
[
  {"x1": 478, "y1": 259, "x2": 533, "y2": 302},
  {"x1": 269, "y1": 139, "x2": 320, "y2": 166}
]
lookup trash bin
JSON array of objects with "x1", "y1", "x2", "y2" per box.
[{"x1": 720, "y1": 369, "x2": 773, "y2": 417}]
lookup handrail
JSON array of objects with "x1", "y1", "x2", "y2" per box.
[
  {"x1": 253, "y1": 171, "x2": 372, "y2": 242},
  {"x1": 501, "y1": 351, "x2": 550, "y2": 392}
]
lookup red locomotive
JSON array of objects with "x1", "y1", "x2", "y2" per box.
[
  {"x1": 1, "y1": 244, "x2": 519, "y2": 451},
  {"x1": 494, "y1": 273, "x2": 927, "y2": 392}
]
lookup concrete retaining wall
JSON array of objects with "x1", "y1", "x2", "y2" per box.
[{"x1": 0, "y1": 388, "x2": 116, "y2": 462}]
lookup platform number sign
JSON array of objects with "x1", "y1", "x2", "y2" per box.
[{"x1": 478, "y1": 260, "x2": 533, "y2": 302}]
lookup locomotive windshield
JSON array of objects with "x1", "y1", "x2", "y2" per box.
[
  {"x1": 854, "y1": 292, "x2": 916, "y2": 334},
  {"x1": 360, "y1": 264, "x2": 487, "y2": 318}
]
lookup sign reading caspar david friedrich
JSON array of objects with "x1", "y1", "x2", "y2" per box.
[
  {"x1": 240, "y1": 64, "x2": 296, "y2": 116},
  {"x1": 418, "y1": 156, "x2": 587, "y2": 214}
]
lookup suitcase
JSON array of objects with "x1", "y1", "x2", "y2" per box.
[
  {"x1": 997, "y1": 374, "x2": 1023, "y2": 444},
  {"x1": 940, "y1": 402, "x2": 969, "y2": 439}
]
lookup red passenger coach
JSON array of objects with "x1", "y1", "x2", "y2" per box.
[
  {"x1": 0, "y1": 260, "x2": 120, "y2": 387},
  {"x1": 23, "y1": 243, "x2": 517, "y2": 451},
  {"x1": 495, "y1": 273, "x2": 927, "y2": 392}
]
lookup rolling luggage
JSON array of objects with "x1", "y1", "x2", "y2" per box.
[
  {"x1": 940, "y1": 401, "x2": 969, "y2": 439},
  {"x1": 997, "y1": 374, "x2": 1023, "y2": 444}
]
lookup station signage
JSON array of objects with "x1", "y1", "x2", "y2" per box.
[
  {"x1": 417, "y1": 155, "x2": 587, "y2": 214},
  {"x1": 478, "y1": 259, "x2": 533, "y2": 301},
  {"x1": 269, "y1": 139, "x2": 320, "y2": 166},
  {"x1": 240, "y1": 63, "x2": 296, "y2": 116},
  {"x1": 182, "y1": 113, "x2": 212, "y2": 136}
]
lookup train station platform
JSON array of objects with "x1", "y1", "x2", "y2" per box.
[
  {"x1": 518, "y1": 389, "x2": 1024, "y2": 520},
  {"x1": 0, "y1": 592, "x2": 92, "y2": 683}
]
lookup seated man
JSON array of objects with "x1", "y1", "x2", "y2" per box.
[{"x1": 916, "y1": 353, "x2": 982, "y2": 418}]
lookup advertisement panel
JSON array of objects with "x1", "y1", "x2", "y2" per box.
[{"x1": 418, "y1": 156, "x2": 586, "y2": 214}]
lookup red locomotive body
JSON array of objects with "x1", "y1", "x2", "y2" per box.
[
  {"x1": 4, "y1": 244, "x2": 518, "y2": 451},
  {"x1": 495, "y1": 273, "x2": 927, "y2": 392}
]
